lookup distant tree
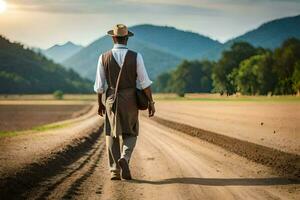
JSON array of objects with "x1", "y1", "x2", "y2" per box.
[
  {"x1": 236, "y1": 52, "x2": 276, "y2": 95},
  {"x1": 164, "y1": 60, "x2": 214, "y2": 96},
  {"x1": 168, "y1": 60, "x2": 189, "y2": 96},
  {"x1": 212, "y1": 42, "x2": 258, "y2": 95},
  {"x1": 273, "y1": 38, "x2": 300, "y2": 94},
  {"x1": 0, "y1": 35, "x2": 93, "y2": 94},
  {"x1": 153, "y1": 72, "x2": 171, "y2": 93},
  {"x1": 236, "y1": 59, "x2": 257, "y2": 95},
  {"x1": 53, "y1": 90, "x2": 64, "y2": 100},
  {"x1": 292, "y1": 61, "x2": 300, "y2": 94}
]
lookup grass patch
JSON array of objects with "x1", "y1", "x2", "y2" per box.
[
  {"x1": 154, "y1": 93, "x2": 300, "y2": 103},
  {"x1": 32, "y1": 123, "x2": 70, "y2": 132},
  {"x1": 0, "y1": 122, "x2": 72, "y2": 137}
]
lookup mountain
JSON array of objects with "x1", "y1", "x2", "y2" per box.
[
  {"x1": 130, "y1": 24, "x2": 222, "y2": 59},
  {"x1": 205, "y1": 15, "x2": 300, "y2": 60},
  {"x1": 43, "y1": 41, "x2": 83, "y2": 63},
  {"x1": 0, "y1": 36, "x2": 92, "y2": 94},
  {"x1": 63, "y1": 24, "x2": 222, "y2": 80},
  {"x1": 64, "y1": 36, "x2": 181, "y2": 80}
]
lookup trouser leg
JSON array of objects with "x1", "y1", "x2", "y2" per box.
[
  {"x1": 121, "y1": 135, "x2": 137, "y2": 163},
  {"x1": 106, "y1": 135, "x2": 121, "y2": 174}
]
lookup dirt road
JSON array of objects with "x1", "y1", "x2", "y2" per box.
[{"x1": 4, "y1": 116, "x2": 298, "y2": 200}]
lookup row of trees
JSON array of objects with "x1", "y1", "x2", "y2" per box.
[
  {"x1": 153, "y1": 38, "x2": 300, "y2": 96},
  {"x1": 0, "y1": 35, "x2": 93, "y2": 94}
]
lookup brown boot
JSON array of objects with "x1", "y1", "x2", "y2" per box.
[{"x1": 118, "y1": 158, "x2": 132, "y2": 180}]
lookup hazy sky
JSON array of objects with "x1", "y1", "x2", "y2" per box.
[{"x1": 0, "y1": 0, "x2": 300, "y2": 49}]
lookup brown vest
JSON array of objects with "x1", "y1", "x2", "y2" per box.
[
  {"x1": 102, "y1": 50, "x2": 139, "y2": 136},
  {"x1": 102, "y1": 50, "x2": 137, "y2": 90}
]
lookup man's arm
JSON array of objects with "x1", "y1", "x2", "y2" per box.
[
  {"x1": 97, "y1": 93, "x2": 105, "y2": 116},
  {"x1": 143, "y1": 86, "x2": 155, "y2": 117},
  {"x1": 94, "y1": 55, "x2": 106, "y2": 117},
  {"x1": 136, "y1": 53, "x2": 155, "y2": 117}
]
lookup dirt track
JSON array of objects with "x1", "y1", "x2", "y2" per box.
[{"x1": 1, "y1": 115, "x2": 299, "y2": 200}]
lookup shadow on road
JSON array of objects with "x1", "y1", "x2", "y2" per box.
[{"x1": 129, "y1": 177, "x2": 300, "y2": 186}]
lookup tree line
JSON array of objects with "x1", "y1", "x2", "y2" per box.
[
  {"x1": 153, "y1": 38, "x2": 300, "y2": 96},
  {"x1": 0, "y1": 35, "x2": 93, "y2": 94}
]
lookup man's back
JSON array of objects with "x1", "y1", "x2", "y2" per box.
[{"x1": 102, "y1": 48, "x2": 137, "y2": 90}]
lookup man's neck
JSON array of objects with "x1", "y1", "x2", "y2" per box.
[{"x1": 113, "y1": 43, "x2": 127, "y2": 49}]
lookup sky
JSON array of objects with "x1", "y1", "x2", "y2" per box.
[{"x1": 0, "y1": 0, "x2": 300, "y2": 49}]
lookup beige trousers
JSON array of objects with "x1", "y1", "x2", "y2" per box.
[{"x1": 106, "y1": 135, "x2": 137, "y2": 174}]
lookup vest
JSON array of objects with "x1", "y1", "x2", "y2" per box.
[{"x1": 102, "y1": 50, "x2": 139, "y2": 137}]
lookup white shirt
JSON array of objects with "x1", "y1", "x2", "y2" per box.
[{"x1": 94, "y1": 44, "x2": 152, "y2": 94}]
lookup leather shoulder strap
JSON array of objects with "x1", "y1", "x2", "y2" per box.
[{"x1": 113, "y1": 57, "x2": 124, "y2": 101}]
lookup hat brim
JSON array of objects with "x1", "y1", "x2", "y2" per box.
[{"x1": 107, "y1": 30, "x2": 134, "y2": 37}]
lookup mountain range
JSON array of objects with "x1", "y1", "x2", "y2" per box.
[
  {"x1": 203, "y1": 15, "x2": 300, "y2": 60},
  {"x1": 61, "y1": 24, "x2": 221, "y2": 80},
  {"x1": 0, "y1": 36, "x2": 92, "y2": 94},
  {"x1": 43, "y1": 41, "x2": 83, "y2": 63},
  {"x1": 56, "y1": 15, "x2": 300, "y2": 81}
]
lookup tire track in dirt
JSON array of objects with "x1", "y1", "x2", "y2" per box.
[
  {"x1": 150, "y1": 116, "x2": 300, "y2": 177},
  {"x1": 61, "y1": 141, "x2": 105, "y2": 200},
  {"x1": 29, "y1": 135, "x2": 105, "y2": 200},
  {"x1": 0, "y1": 125, "x2": 104, "y2": 200}
]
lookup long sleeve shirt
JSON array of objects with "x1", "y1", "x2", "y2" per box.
[{"x1": 94, "y1": 44, "x2": 152, "y2": 94}]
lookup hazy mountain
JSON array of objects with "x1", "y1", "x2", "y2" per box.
[
  {"x1": 63, "y1": 24, "x2": 221, "y2": 80},
  {"x1": 130, "y1": 24, "x2": 222, "y2": 59},
  {"x1": 205, "y1": 15, "x2": 300, "y2": 60},
  {"x1": 64, "y1": 36, "x2": 181, "y2": 80},
  {"x1": 44, "y1": 41, "x2": 83, "y2": 63},
  {"x1": 0, "y1": 36, "x2": 92, "y2": 94}
]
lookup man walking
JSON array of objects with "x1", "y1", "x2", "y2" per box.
[{"x1": 94, "y1": 24, "x2": 155, "y2": 180}]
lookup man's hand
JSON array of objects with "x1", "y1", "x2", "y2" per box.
[
  {"x1": 98, "y1": 103, "x2": 106, "y2": 117},
  {"x1": 148, "y1": 102, "x2": 155, "y2": 117}
]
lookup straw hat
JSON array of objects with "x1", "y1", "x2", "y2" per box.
[{"x1": 107, "y1": 24, "x2": 134, "y2": 37}]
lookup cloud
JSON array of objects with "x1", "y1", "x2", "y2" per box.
[
  {"x1": 8, "y1": 0, "x2": 116, "y2": 13},
  {"x1": 7, "y1": 0, "x2": 221, "y2": 15},
  {"x1": 8, "y1": 0, "x2": 299, "y2": 16}
]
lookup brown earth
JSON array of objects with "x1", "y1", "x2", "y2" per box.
[
  {"x1": 0, "y1": 111, "x2": 299, "y2": 199},
  {"x1": 0, "y1": 103, "x2": 93, "y2": 132},
  {"x1": 154, "y1": 101, "x2": 300, "y2": 155},
  {"x1": 0, "y1": 103, "x2": 100, "y2": 179}
]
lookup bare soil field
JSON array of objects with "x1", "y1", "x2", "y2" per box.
[
  {"x1": 1, "y1": 116, "x2": 299, "y2": 200},
  {"x1": 154, "y1": 100, "x2": 300, "y2": 155},
  {"x1": 0, "y1": 102, "x2": 93, "y2": 133},
  {"x1": 0, "y1": 94, "x2": 96, "y2": 101},
  {"x1": 0, "y1": 94, "x2": 299, "y2": 199},
  {"x1": 0, "y1": 103, "x2": 100, "y2": 178}
]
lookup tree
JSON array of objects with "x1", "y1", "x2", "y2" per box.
[
  {"x1": 153, "y1": 72, "x2": 171, "y2": 93},
  {"x1": 168, "y1": 60, "x2": 189, "y2": 96},
  {"x1": 292, "y1": 61, "x2": 300, "y2": 94},
  {"x1": 236, "y1": 52, "x2": 276, "y2": 95},
  {"x1": 0, "y1": 35, "x2": 93, "y2": 94},
  {"x1": 212, "y1": 42, "x2": 258, "y2": 95},
  {"x1": 159, "y1": 60, "x2": 214, "y2": 96},
  {"x1": 53, "y1": 90, "x2": 64, "y2": 100},
  {"x1": 273, "y1": 38, "x2": 300, "y2": 94}
]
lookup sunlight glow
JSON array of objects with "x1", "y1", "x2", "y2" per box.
[{"x1": 0, "y1": 0, "x2": 7, "y2": 13}]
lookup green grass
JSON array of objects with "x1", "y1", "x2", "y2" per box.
[
  {"x1": 0, "y1": 122, "x2": 72, "y2": 137},
  {"x1": 154, "y1": 93, "x2": 300, "y2": 103},
  {"x1": 1, "y1": 94, "x2": 299, "y2": 102}
]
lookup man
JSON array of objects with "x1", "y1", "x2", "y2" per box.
[{"x1": 94, "y1": 24, "x2": 155, "y2": 180}]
